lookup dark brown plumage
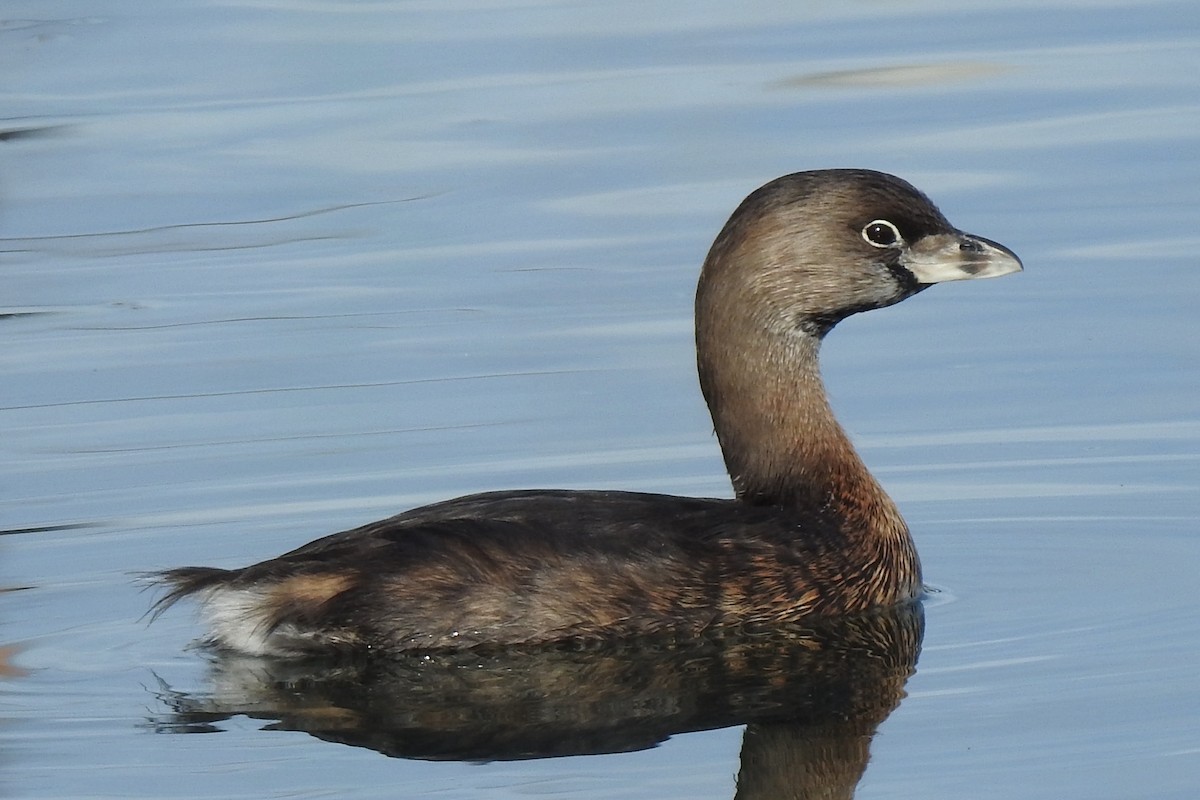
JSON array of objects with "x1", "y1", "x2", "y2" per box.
[{"x1": 154, "y1": 169, "x2": 1021, "y2": 657}]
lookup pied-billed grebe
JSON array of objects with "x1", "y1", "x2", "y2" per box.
[{"x1": 153, "y1": 169, "x2": 1021, "y2": 657}]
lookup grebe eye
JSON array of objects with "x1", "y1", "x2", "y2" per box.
[{"x1": 862, "y1": 220, "x2": 902, "y2": 248}]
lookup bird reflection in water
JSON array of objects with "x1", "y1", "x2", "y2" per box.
[{"x1": 147, "y1": 601, "x2": 922, "y2": 798}]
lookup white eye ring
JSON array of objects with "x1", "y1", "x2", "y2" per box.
[{"x1": 862, "y1": 219, "x2": 903, "y2": 248}]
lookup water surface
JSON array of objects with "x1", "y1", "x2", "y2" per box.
[{"x1": 3, "y1": 1, "x2": 1198, "y2": 797}]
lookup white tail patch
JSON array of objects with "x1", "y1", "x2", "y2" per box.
[{"x1": 195, "y1": 586, "x2": 281, "y2": 657}]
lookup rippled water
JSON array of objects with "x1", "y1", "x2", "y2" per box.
[{"x1": 4, "y1": 1, "x2": 1198, "y2": 798}]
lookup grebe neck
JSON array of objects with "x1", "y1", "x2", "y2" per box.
[{"x1": 699, "y1": 326, "x2": 906, "y2": 542}]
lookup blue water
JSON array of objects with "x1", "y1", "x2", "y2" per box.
[{"x1": 3, "y1": 1, "x2": 1199, "y2": 797}]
